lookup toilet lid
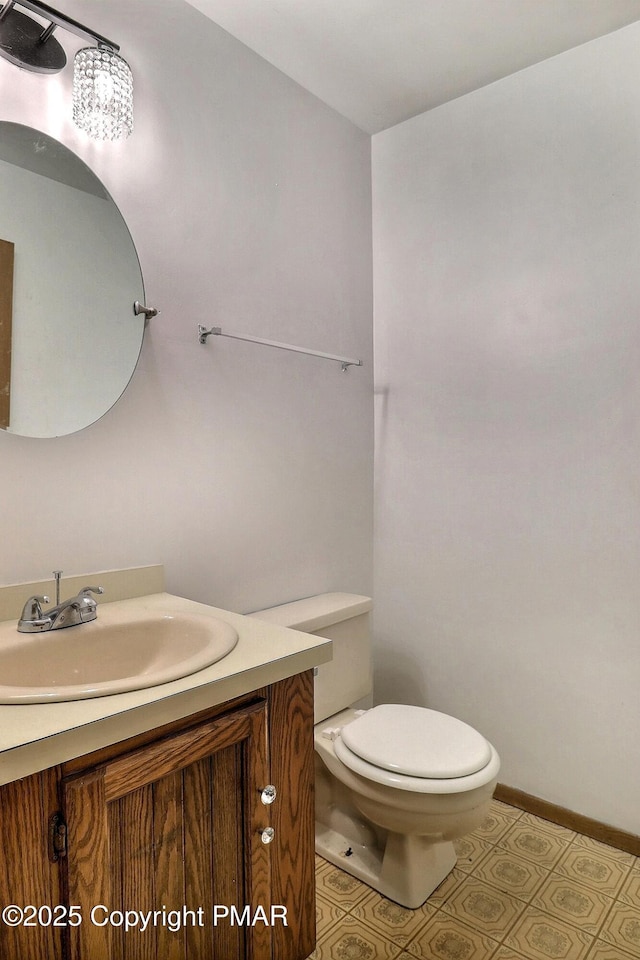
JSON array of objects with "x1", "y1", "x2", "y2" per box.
[{"x1": 340, "y1": 704, "x2": 492, "y2": 779}]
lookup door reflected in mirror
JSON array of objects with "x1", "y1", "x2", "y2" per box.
[{"x1": 0, "y1": 122, "x2": 145, "y2": 438}]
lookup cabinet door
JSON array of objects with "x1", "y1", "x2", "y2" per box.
[
  {"x1": 61, "y1": 700, "x2": 271, "y2": 960},
  {"x1": 0, "y1": 767, "x2": 63, "y2": 960}
]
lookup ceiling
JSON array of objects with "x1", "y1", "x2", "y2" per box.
[{"x1": 186, "y1": 0, "x2": 640, "y2": 133}]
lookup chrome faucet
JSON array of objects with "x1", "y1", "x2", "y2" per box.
[{"x1": 17, "y1": 571, "x2": 104, "y2": 633}]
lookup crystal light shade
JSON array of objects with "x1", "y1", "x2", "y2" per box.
[{"x1": 73, "y1": 46, "x2": 133, "y2": 141}]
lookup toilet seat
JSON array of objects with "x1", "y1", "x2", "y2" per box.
[
  {"x1": 333, "y1": 704, "x2": 500, "y2": 795},
  {"x1": 340, "y1": 704, "x2": 492, "y2": 779},
  {"x1": 333, "y1": 736, "x2": 500, "y2": 794}
]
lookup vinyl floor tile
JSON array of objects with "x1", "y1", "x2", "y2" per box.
[
  {"x1": 619, "y1": 870, "x2": 640, "y2": 908},
  {"x1": 505, "y1": 907, "x2": 593, "y2": 959},
  {"x1": 472, "y1": 847, "x2": 549, "y2": 903},
  {"x1": 315, "y1": 894, "x2": 347, "y2": 938},
  {"x1": 588, "y1": 939, "x2": 640, "y2": 959},
  {"x1": 315, "y1": 864, "x2": 371, "y2": 910},
  {"x1": 308, "y1": 912, "x2": 407, "y2": 959},
  {"x1": 531, "y1": 874, "x2": 613, "y2": 934},
  {"x1": 490, "y1": 799, "x2": 523, "y2": 821},
  {"x1": 555, "y1": 846, "x2": 632, "y2": 898},
  {"x1": 405, "y1": 910, "x2": 499, "y2": 959},
  {"x1": 428, "y1": 867, "x2": 467, "y2": 907},
  {"x1": 453, "y1": 833, "x2": 494, "y2": 873},
  {"x1": 498, "y1": 821, "x2": 571, "y2": 870},
  {"x1": 599, "y1": 903, "x2": 640, "y2": 957},
  {"x1": 441, "y1": 875, "x2": 527, "y2": 939},
  {"x1": 474, "y1": 807, "x2": 521, "y2": 844},
  {"x1": 518, "y1": 813, "x2": 577, "y2": 842},
  {"x1": 571, "y1": 835, "x2": 635, "y2": 867},
  {"x1": 350, "y1": 890, "x2": 435, "y2": 946}
]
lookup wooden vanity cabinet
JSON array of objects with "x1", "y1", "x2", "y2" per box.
[{"x1": 0, "y1": 670, "x2": 315, "y2": 960}]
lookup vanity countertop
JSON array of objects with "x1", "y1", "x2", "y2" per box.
[{"x1": 0, "y1": 591, "x2": 331, "y2": 785}]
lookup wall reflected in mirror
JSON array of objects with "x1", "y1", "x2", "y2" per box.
[{"x1": 0, "y1": 123, "x2": 145, "y2": 438}]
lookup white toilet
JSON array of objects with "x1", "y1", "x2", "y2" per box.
[{"x1": 250, "y1": 593, "x2": 500, "y2": 908}]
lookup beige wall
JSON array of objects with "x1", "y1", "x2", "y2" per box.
[
  {"x1": 373, "y1": 23, "x2": 640, "y2": 834},
  {"x1": 0, "y1": 0, "x2": 373, "y2": 612}
]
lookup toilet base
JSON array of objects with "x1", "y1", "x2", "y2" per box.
[{"x1": 316, "y1": 821, "x2": 457, "y2": 909}]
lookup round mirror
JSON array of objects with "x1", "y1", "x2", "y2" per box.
[{"x1": 0, "y1": 122, "x2": 145, "y2": 438}]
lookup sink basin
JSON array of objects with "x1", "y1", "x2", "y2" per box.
[{"x1": 0, "y1": 611, "x2": 239, "y2": 704}]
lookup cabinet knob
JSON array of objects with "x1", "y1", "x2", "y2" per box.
[
  {"x1": 260, "y1": 826, "x2": 275, "y2": 844},
  {"x1": 260, "y1": 784, "x2": 277, "y2": 805}
]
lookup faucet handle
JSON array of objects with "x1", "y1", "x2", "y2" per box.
[
  {"x1": 76, "y1": 586, "x2": 104, "y2": 623},
  {"x1": 21, "y1": 595, "x2": 50, "y2": 619},
  {"x1": 17, "y1": 595, "x2": 51, "y2": 633}
]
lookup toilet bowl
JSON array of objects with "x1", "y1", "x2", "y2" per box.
[
  {"x1": 250, "y1": 594, "x2": 500, "y2": 908},
  {"x1": 315, "y1": 705, "x2": 499, "y2": 906}
]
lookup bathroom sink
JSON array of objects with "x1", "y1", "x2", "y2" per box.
[{"x1": 0, "y1": 611, "x2": 239, "y2": 704}]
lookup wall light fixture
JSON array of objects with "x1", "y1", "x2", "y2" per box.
[{"x1": 0, "y1": 0, "x2": 133, "y2": 140}]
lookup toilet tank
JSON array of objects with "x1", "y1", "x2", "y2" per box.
[{"x1": 249, "y1": 593, "x2": 372, "y2": 723}]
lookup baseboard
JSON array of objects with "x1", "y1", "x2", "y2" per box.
[{"x1": 495, "y1": 784, "x2": 640, "y2": 858}]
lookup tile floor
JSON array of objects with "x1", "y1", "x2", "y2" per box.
[{"x1": 308, "y1": 799, "x2": 640, "y2": 959}]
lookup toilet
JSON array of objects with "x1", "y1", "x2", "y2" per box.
[{"x1": 250, "y1": 593, "x2": 500, "y2": 908}]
